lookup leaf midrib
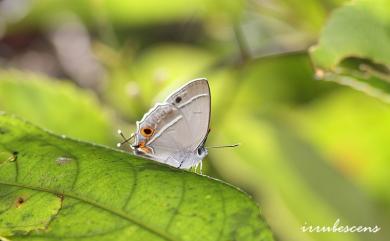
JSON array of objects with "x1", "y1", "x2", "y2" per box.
[{"x1": 0, "y1": 181, "x2": 180, "y2": 241}]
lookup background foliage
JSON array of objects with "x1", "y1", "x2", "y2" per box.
[{"x1": 1, "y1": 0, "x2": 390, "y2": 241}]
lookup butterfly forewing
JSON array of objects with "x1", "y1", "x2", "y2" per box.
[{"x1": 165, "y1": 78, "x2": 210, "y2": 150}]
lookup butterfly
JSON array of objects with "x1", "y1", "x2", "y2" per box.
[{"x1": 118, "y1": 78, "x2": 238, "y2": 172}]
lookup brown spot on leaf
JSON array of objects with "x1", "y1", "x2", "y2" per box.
[
  {"x1": 8, "y1": 151, "x2": 18, "y2": 162},
  {"x1": 15, "y1": 197, "x2": 25, "y2": 208},
  {"x1": 56, "y1": 193, "x2": 64, "y2": 201}
]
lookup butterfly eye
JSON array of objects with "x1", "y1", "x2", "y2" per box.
[{"x1": 140, "y1": 127, "x2": 154, "y2": 137}]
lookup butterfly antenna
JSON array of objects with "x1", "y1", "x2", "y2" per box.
[
  {"x1": 206, "y1": 143, "x2": 240, "y2": 149},
  {"x1": 116, "y1": 129, "x2": 135, "y2": 147}
]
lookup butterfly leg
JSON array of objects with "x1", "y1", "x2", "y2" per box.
[
  {"x1": 178, "y1": 159, "x2": 185, "y2": 169},
  {"x1": 194, "y1": 163, "x2": 199, "y2": 174}
]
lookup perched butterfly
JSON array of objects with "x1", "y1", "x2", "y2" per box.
[{"x1": 118, "y1": 78, "x2": 237, "y2": 172}]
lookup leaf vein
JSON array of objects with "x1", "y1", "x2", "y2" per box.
[
  {"x1": 0, "y1": 181, "x2": 180, "y2": 241},
  {"x1": 165, "y1": 175, "x2": 186, "y2": 232}
]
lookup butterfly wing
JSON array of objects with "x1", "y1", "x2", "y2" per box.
[
  {"x1": 164, "y1": 78, "x2": 211, "y2": 150},
  {"x1": 133, "y1": 78, "x2": 210, "y2": 168},
  {"x1": 134, "y1": 103, "x2": 191, "y2": 165}
]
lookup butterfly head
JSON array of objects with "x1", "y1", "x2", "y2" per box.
[{"x1": 196, "y1": 146, "x2": 208, "y2": 159}]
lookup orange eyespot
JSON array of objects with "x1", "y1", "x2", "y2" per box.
[{"x1": 140, "y1": 127, "x2": 154, "y2": 137}]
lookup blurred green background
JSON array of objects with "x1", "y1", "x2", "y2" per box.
[{"x1": 1, "y1": 0, "x2": 389, "y2": 241}]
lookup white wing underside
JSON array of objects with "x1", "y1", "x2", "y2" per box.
[{"x1": 135, "y1": 79, "x2": 210, "y2": 168}]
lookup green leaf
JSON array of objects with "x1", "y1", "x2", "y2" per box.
[
  {"x1": 0, "y1": 113, "x2": 273, "y2": 241},
  {"x1": 310, "y1": 0, "x2": 390, "y2": 103},
  {"x1": 0, "y1": 70, "x2": 114, "y2": 145}
]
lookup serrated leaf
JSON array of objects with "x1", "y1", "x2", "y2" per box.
[{"x1": 0, "y1": 113, "x2": 273, "y2": 241}]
